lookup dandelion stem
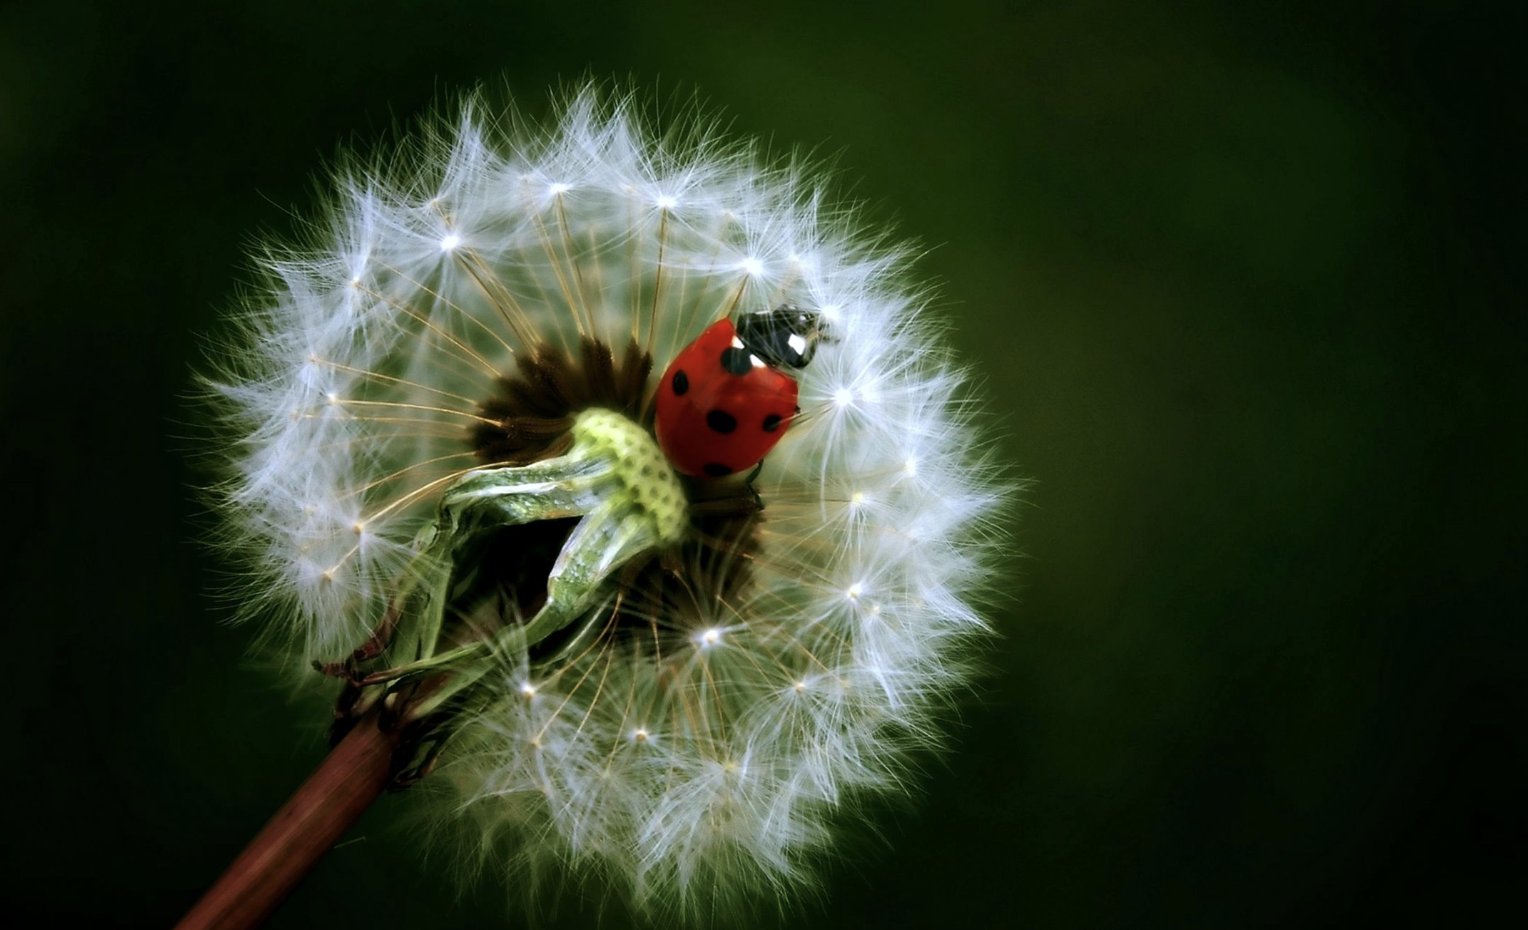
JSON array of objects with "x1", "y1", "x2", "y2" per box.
[{"x1": 174, "y1": 707, "x2": 402, "y2": 930}]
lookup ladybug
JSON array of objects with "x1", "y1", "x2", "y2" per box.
[{"x1": 655, "y1": 305, "x2": 824, "y2": 478}]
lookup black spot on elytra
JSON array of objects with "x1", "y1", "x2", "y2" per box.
[
  {"x1": 719, "y1": 347, "x2": 752, "y2": 375},
  {"x1": 703, "y1": 463, "x2": 733, "y2": 477},
  {"x1": 706, "y1": 410, "x2": 737, "y2": 433},
  {"x1": 762, "y1": 413, "x2": 782, "y2": 432},
  {"x1": 671, "y1": 369, "x2": 689, "y2": 395}
]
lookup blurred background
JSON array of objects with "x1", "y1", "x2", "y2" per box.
[{"x1": 0, "y1": 0, "x2": 1520, "y2": 926}]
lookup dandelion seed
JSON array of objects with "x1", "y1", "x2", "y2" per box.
[{"x1": 198, "y1": 83, "x2": 1010, "y2": 925}]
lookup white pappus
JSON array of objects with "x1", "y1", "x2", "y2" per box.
[{"x1": 204, "y1": 84, "x2": 1010, "y2": 921}]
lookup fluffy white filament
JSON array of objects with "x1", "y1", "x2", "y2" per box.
[{"x1": 207, "y1": 86, "x2": 1007, "y2": 921}]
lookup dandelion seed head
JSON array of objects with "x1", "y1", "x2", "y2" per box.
[{"x1": 204, "y1": 83, "x2": 1011, "y2": 923}]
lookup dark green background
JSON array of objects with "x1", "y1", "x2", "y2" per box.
[{"x1": 1, "y1": 0, "x2": 1520, "y2": 926}]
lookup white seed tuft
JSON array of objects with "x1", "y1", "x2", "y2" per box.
[{"x1": 203, "y1": 84, "x2": 1010, "y2": 923}]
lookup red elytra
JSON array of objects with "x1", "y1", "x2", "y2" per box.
[{"x1": 654, "y1": 318, "x2": 800, "y2": 478}]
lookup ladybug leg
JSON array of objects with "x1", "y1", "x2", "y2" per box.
[{"x1": 744, "y1": 460, "x2": 765, "y2": 511}]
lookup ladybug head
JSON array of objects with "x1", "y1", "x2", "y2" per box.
[{"x1": 733, "y1": 304, "x2": 826, "y2": 370}]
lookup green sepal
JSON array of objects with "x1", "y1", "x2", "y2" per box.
[{"x1": 349, "y1": 408, "x2": 687, "y2": 711}]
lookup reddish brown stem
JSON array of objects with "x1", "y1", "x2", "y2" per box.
[{"x1": 175, "y1": 709, "x2": 402, "y2": 930}]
